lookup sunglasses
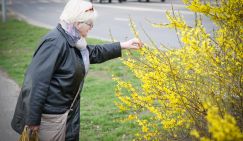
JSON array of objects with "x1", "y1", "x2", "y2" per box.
[
  {"x1": 85, "y1": 7, "x2": 94, "y2": 12},
  {"x1": 80, "y1": 22, "x2": 93, "y2": 28},
  {"x1": 85, "y1": 22, "x2": 93, "y2": 28}
]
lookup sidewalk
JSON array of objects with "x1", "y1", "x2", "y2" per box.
[{"x1": 0, "y1": 69, "x2": 20, "y2": 141}]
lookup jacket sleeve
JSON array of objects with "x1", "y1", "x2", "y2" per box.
[
  {"x1": 25, "y1": 40, "x2": 63, "y2": 125},
  {"x1": 87, "y1": 42, "x2": 122, "y2": 64}
]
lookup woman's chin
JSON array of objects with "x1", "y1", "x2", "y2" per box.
[{"x1": 81, "y1": 34, "x2": 87, "y2": 38}]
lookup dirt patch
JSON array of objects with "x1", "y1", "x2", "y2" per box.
[
  {"x1": 88, "y1": 70, "x2": 112, "y2": 81},
  {"x1": 0, "y1": 67, "x2": 9, "y2": 78}
]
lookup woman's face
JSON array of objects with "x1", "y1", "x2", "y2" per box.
[{"x1": 75, "y1": 20, "x2": 93, "y2": 38}]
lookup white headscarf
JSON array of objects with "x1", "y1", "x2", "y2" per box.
[
  {"x1": 59, "y1": 0, "x2": 97, "y2": 49},
  {"x1": 60, "y1": 0, "x2": 97, "y2": 24}
]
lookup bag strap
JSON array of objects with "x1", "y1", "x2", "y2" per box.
[{"x1": 69, "y1": 83, "x2": 82, "y2": 111}]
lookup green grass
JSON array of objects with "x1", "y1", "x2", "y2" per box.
[
  {"x1": 0, "y1": 19, "x2": 139, "y2": 140},
  {"x1": 0, "y1": 19, "x2": 49, "y2": 84}
]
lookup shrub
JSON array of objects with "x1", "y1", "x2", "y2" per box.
[{"x1": 114, "y1": 0, "x2": 243, "y2": 140}]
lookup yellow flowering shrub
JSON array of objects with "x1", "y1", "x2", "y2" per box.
[{"x1": 114, "y1": 0, "x2": 243, "y2": 140}]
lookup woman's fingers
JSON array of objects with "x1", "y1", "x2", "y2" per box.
[
  {"x1": 130, "y1": 38, "x2": 143, "y2": 49},
  {"x1": 129, "y1": 45, "x2": 140, "y2": 49},
  {"x1": 28, "y1": 125, "x2": 40, "y2": 132},
  {"x1": 120, "y1": 38, "x2": 143, "y2": 49},
  {"x1": 131, "y1": 43, "x2": 142, "y2": 49}
]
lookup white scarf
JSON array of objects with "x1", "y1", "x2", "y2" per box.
[{"x1": 60, "y1": 21, "x2": 90, "y2": 74}]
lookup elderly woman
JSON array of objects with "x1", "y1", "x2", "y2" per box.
[{"x1": 11, "y1": 0, "x2": 142, "y2": 140}]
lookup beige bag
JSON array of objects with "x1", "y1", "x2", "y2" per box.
[
  {"x1": 38, "y1": 87, "x2": 81, "y2": 141},
  {"x1": 38, "y1": 110, "x2": 69, "y2": 141}
]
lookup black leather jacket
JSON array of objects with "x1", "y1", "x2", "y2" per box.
[{"x1": 11, "y1": 24, "x2": 121, "y2": 140}]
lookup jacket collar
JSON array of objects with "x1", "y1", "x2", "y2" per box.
[{"x1": 56, "y1": 23, "x2": 76, "y2": 47}]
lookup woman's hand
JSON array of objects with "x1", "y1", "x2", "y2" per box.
[
  {"x1": 120, "y1": 38, "x2": 143, "y2": 50},
  {"x1": 27, "y1": 125, "x2": 40, "y2": 133}
]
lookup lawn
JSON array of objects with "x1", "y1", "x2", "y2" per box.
[{"x1": 0, "y1": 19, "x2": 139, "y2": 140}]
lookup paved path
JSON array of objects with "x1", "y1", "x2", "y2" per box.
[{"x1": 0, "y1": 69, "x2": 20, "y2": 141}]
